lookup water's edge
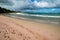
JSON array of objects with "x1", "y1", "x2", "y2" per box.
[{"x1": 3, "y1": 13, "x2": 60, "y2": 26}]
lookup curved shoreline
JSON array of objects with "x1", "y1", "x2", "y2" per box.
[
  {"x1": 3, "y1": 13, "x2": 60, "y2": 25},
  {"x1": 0, "y1": 15, "x2": 60, "y2": 40}
]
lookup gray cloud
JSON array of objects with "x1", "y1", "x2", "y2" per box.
[
  {"x1": 0, "y1": 0, "x2": 32, "y2": 10},
  {"x1": 0, "y1": 0, "x2": 9, "y2": 3},
  {"x1": 0, "y1": 0, "x2": 13, "y2": 5},
  {"x1": 0, "y1": 0, "x2": 60, "y2": 11}
]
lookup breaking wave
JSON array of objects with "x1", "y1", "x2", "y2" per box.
[
  {"x1": 14, "y1": 13, "x2": 60, "y2": 18},
  {"x1": 5, "y1": 13, "x2": 60, "y2": 25}
]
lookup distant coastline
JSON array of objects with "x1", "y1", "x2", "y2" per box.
[{"x1": 0, "y1": 7, "x2": 15, "y2": 13}]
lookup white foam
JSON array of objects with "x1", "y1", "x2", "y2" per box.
[
  {"x1": 10, "y1": 13, "x2": 60, "y2": 18},
  {"x1": 31, "y1": 15, "x2": 60, "y2": 18}
]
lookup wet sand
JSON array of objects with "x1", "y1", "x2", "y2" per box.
[{"x1": 0, "y1": 15, "x2": 60, "y2": 40}]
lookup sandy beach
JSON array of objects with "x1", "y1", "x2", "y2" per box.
[{"x1": 0, "y1": 15, "x2": 60, "y2": 40}]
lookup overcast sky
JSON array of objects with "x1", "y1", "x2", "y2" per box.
[{"x1": 0, "y1": 0, "x2": 60, "y2": 11}]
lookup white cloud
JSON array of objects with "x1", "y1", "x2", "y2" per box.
[
  {"x1": 12, "y1": 0, "x2": 30, "y2": 8},
  {"x1": 0, "y1": 0, "x2": 60, "y2": 11},
  {"x1": 0, "y1": 0, "x2": 32, "y2": 10},
  {"x1": 33, "y1": 1, "x2": 57, "y2": 8},
  {"x1": 34, "y1": 1, "x2": 49, "y2": 7}
]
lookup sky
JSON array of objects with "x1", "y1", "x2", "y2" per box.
[{"x1": 0, "y1": 0, "x2": 60, "y2": 13}]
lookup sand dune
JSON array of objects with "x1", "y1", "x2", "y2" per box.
[{"x1": 0, "y1": 15, "x2": 60, "y2": 40}]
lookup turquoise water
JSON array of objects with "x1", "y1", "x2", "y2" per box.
[
  {"x1": 21, "y1": 8, "x2": 60, "y2": 14},
  {"x1": 5, "y1": 12, "x2": 60, "y2": 24},
  {"x1": 24, "y1": 12, "x2": 60, "y2": 16}
]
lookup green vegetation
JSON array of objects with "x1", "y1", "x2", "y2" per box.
[{"x1": 0, "y1": 7, "x2": 15, "y2": 13}]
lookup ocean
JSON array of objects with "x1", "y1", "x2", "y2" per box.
[{"x1": 5, "y1": 12, "x2": 60, "y2": 25}]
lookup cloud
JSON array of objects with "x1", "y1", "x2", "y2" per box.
[
  {"x1": 33, "y1": 1, "x2": 50, "y2": 7},
  {"x1": 0, "y1": 0, "x2": 32, "y2": 10},
  {"x1": 0, "y1": 0, "x2": 13, "y2": 5},
  {"x1": 0, "y1": 0, "x2": 10, "y2": 3},
  {"x1": 0, "y1": 0, "x2": 60, "y2": 11},
  {"x1": 0, "y1": 0, "x2": 14, "y2": 10},
  {"x1": 33, "y1": 0, "x2": 60, "y2": 8},
  {"x1": 12, "y1": 0, "x2": 31, "y2": 9}
]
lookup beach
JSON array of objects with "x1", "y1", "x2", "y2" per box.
[{"x1": 0, "y1": 15, "x2": 60, "y2": 40}]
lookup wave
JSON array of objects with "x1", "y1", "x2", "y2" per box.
[
  {"x1": 11, "y1": 13, "x2": 60, "y2": 18},
  {"x1": 5, "y1": 13, "x2": 60, "y2": 25}
]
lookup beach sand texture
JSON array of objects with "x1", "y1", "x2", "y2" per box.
[{"x1": 0, "y1": 15, "x2": 60, "y2": 40}]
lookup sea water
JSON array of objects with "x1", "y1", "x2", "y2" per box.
[
  {"x1": 4, "y1": 8, "x2": 60, "y2": 24},
  {"x1": 5, "y1": 12, "x2": 60, "y2": 25}
]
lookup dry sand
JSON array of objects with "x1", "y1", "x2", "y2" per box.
[{"x1": 0, "y1": 15, "x2": 60, "y2": 40}]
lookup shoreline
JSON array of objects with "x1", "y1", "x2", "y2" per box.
[
  {"x1": 3, "y1": 13, "x2": 60, "y2": 25},
  {"x1": 0, "y1": 15, "x2": 60, "y2": 40},
  {"x1": 3, "y1": 14, "x2": 60, "y2": 26}
]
